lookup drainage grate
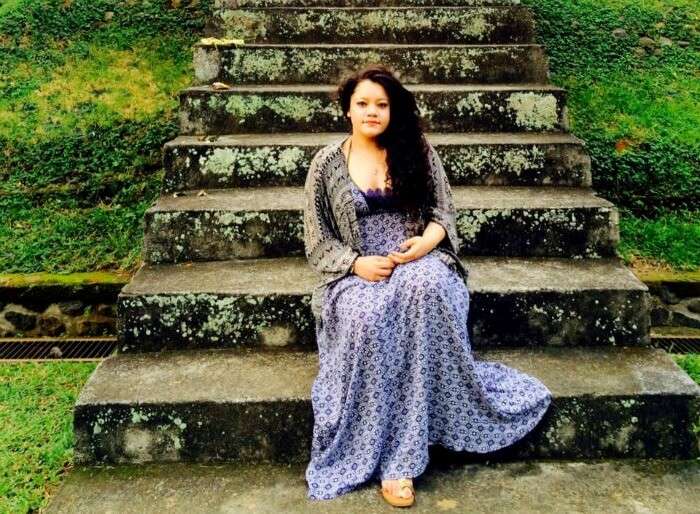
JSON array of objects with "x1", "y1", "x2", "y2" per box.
[
  {"x1": 0, "y1": 335, "x2": 697, "y2": 361},
  {"x1": 0, "y1": 336, "x2": 117, "y2": 362},
  {"x1": 651, "y1": 335, "x2": 700, "y2": 354}
]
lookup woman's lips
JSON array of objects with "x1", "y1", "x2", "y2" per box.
[{"x1": 365, "y1": 121, "x2": 380, "y2": 125}]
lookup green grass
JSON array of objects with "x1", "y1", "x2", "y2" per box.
[
  {"x1": 522, "y1": 0, "x2": 699, "y2": 215},
  {"x1": 0, "y1": 361, "x2": 97, "y2": 513},
  {"x1": 674, "y1": 354, "x2": 700, "y2": 384},
  {"x1": 0, "y1": 196, "x2": 155, "y2": 274},
  {"x1": 0, "y1": 36, "x2": 193, "y2": 141},
  {"x1": 619, "y1": 210, "x2": 700, "y2": 270}
]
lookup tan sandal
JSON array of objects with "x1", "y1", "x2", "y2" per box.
[{"x1": 380, "y1": 478, "x2": 415, "y2": 507}]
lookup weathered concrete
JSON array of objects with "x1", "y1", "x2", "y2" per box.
[
  {"x1": 194, "y1": 43, "x2": 549, "y2": 85},
  {"x1": 72, "y1": 346, "x2": 699, "y2": 464},
  {"x1": 45, "y1": 459, "x2": 700, "y2": 514},
  {"x1": 142, "y1": 186, "x2": 617, "y2": 262},
  {"x1": 178, "y1": 84, "x2": 569, "y2": 134},
  {"x1": 216, "y1": 0, "x2": 523, "y2": 7},
  {"x1": 211, "y1": 7, "x2": 535, "y2": 44},
  {"x1": 163, "y1": 132, "x2": 591, "y2": 191},
  {"x1": 117, "y1": 256, "x2": 649, "y2": 351}
]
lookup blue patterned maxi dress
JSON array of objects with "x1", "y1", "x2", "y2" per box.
[{"x1": 305, "y1": 182, "x2": 552, "y2": 501}]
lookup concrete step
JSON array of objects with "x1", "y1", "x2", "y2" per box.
[
  {"x1": 142, "y1": 186, "x2": 617, "y2": 263},
  {"x1": 163, "y1": 132, "x2": 591, "y2": 192},
  {"x1": 72, "y1": 346, "x2": 699, "y2": 464},
  {"x1": 179, "y1": 84, "x2": 568, "y2": 134},
  {"x1": 46, "y1": 458, "x2": 700, "y2": 513},
  {"x1": 210, "y1": 6, "x2": 535, "y2": 44},
  {"x1": 117, "y1": 256, "x2": 648, "y2": 352},
  {"x1": 215, "y1": 0, "x2": 524, "y2": 8},
  {"x1": 193, "y1": 43, "x2": 549, "y2": 85}
]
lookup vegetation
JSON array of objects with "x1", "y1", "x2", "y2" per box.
[
  {"x1": 0, "y1": 0, "x2": 697, "y2": 273},
  {"x1": 0, "y1": 1, "x2": 213, "y2": 273},
  {"x1": 0, "y1": 362, "x2": 97, "y2": 513}
]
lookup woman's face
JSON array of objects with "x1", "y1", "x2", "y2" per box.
[{"x1": 345, "y1": 79, "x2": 390, "y2": 138}]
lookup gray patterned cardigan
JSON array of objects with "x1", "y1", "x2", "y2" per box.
[{"x1": 303, "y1": 137, "x2": 469, "y2": 321}]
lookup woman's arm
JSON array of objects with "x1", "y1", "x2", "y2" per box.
[
  {"x1": 421, "y1": 221, "x2": 447, "y2": 251},
  {"x1": 422, "y1": 141, "x2": 461, "y2": 256},
  {"x1": 303, "y1": 151, "x2": 360, "y2": 276},
  {"x1": 387, "y1": 141, "x2": 460, "y2": 266}
]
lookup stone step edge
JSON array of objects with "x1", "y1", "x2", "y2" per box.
[
  {"x1": 145, "y1": 186, "x2": 615, "y2": 213},
  {"x1": 44, "y1": 459, "x2": 700, "y2": 514},
  {"x1": 194, "y1": 42, "x2": 545, "y2": 49},
  {"x1": 164, "y1": 132, "x2": 588, "y2": 147},
  {"x1": 216, "y1": 5, "x2": 527, "y2": 11},
  {"x1": 76, "y1": 346, "x2": 700, "y2": 407},
  {"x1": 180, "y1": 83, "x2": 565, "y2": 94},
  {"x1": 73, "y1": 347, "x2": 699, "y2": 463},
  {"x1": 216, "y1": 0, "x2": 524, "y2": 7},
  {"x1": 116, "y1": 256, "x2": 648, "y2": 350},
  {"x1": 120, "y1": 256, "x2": 647, "y2": 297}
]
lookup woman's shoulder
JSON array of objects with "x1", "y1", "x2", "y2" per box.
[{"x1": 309, "y1": 139, "x2": 344, "y2": 175}]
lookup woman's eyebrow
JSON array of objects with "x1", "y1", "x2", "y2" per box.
[{"x1": 356, "y1": 97, "x2": 389, "y2": 101}]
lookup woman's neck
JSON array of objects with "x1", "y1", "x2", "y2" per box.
[{"x1": 349, "y1": 132, "x2": 381, "y2": 152}]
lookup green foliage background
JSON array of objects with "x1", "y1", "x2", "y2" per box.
[
  {"x1": 0, "y1": 0, "x2": 698, "y2": 273},
  {"x1": 522, "y1": 0, "x2": 699, "y2": 215}
]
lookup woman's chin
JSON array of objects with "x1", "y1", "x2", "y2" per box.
[{"x1": 360, "y1": 124, "x2": 386, "y2": 136}]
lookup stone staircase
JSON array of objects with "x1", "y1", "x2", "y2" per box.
[{"x1": 48, "y1": 0, "x2": 700, "y2": 511}]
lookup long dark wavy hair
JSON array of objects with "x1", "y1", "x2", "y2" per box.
[{"x1": 336, "y1": 64, "x2": 432, "y2": 212}]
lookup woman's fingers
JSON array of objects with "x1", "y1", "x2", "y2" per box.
[
  {"x1": 389, "y1": 248, "x2": 418, "y2": 263},
  {"x1": 375, "y1": 256, "x2": 395, "y2": 268}
]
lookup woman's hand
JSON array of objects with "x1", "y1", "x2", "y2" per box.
[
  {"x1": 387, "y1": 236, "x2": 433, "y2": 265},
  {"x1": 352, "y1": 255, "x2": 397, "y2": 282}
]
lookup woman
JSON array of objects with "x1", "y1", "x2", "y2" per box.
[{"x1": 303, "y1": 65, "x2": 552, "y2": 507}]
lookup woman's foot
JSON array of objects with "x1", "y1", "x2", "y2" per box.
[{"x1": 381, "y1": 477, "x2": 415, "y2": 507}]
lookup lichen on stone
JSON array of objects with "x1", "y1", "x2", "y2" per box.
[{"x1": 507, "y1": 92, "x2": 559, "y2": 129}]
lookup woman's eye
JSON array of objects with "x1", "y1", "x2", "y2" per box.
[{"x1": 357, "y1": 101, "x2": 366, "y2": 106}]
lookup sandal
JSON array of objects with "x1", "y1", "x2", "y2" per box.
[{"x1": 380, "y1": 478, "x2": 415, "y2": 507}]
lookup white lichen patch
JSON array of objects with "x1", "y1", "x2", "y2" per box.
[
  {"x1": 131, "y1": 408, "x2": 151, "y2": 424},
  {"x1": 199, "y1": 146, "x2": 306, "y2": 182},
  {"x1": 459, "y1": 13, "x2": 493, "y2": 39},
  {"x1": 601, "y1": 423, "x2": 637, "y2": 453},
  {"x1": 456, "y1": 93, "x2": 487, "y2": 115},
  {"x1": 201, "y1": 147, "x2": 238, "y2": 177},
  {"x1": 223, "y1": 95, "x2": 265, "y2": 121},
  {"x1": 544, "y1": 414, "x2": 577, "y2": 449},
  {"x1": 220, "y1": 10, "x2": 269, "y2": 40},
  {"x1": 227, "y1": 49, "x2": 287, "y2": 82},
  {"x1": 223, "y1": 94, "x2": 341, "y2": 123},
  {"x1": 447, "y1": 145, "x2": 545, "y2": 181},
  {"x1": 123, "y1": 291, "x2": 314, "y2": 348},
  {"x1": 507, "y1": 93, "x2": 559, "y2": 129},
  {"x1": 221, "y1": 8, "x2": 499, "y2": 43},
  {"x1": 456, "y1": 209, "x2": 504, "y2": 241},
  {"x1": 193, "y1": 47, "x2": 221, "y2": 83}
]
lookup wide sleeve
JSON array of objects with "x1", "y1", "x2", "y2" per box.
[
  {"x1": 303, "y1": 151, "x2": 360, "y2": 276},
  {"x1": 424, "y1": 141, "x2": 462, "y2": 256}
]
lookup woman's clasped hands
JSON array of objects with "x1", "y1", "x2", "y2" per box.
[{"x1": 352, "y1": 236, "x2": 433, "y2": 282}]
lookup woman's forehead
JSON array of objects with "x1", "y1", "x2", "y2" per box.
[{"x1": 352, "y1": 80, "x2": 388, "y2": 100}]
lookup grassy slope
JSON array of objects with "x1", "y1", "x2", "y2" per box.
[
  {"x1": 0, "y1": 1, "x2": 211, "y2": 273},
  {"x1": 522, "y1": 0, "x2": 699, "y2": 270},
  {"x1": 0, "y1": 0, "x2": 697, "y2": 273},
  {"x1": 0, "y1": 362, "x2": 97, "y2": 513}
]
